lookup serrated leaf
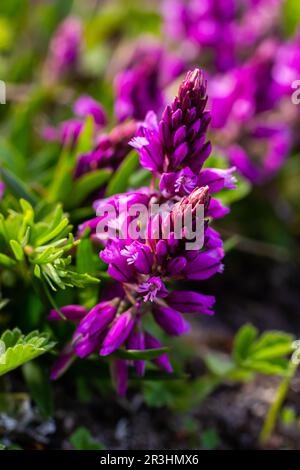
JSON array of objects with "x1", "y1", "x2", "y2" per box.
[
  {"x1": 105, "y1": 150, "x2": 139, "y2": 196},
  {"x1": 0, "y1": 329, "x2": 55, "y2": 376}
]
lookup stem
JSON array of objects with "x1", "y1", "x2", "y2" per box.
[
  {"x1": 41, "y1": 279, "x2": 66, "y2": 320},
  {"x1": 259, "y1": 362, "x2": 297, "y2": 445}
]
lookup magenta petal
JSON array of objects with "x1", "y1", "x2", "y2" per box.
[
  {"x1": 50, "y1": 344, "x2": 75, "y2": 380},
  {"x1": 127, "y1": 329, "x2": 145, "y2": 376},
  {"x1": 73, "y1": 95, "x2": 107, "y2": 126},
  {"x1": 167, "y1": 290, "x2": 215, "y2": 315},
  {"x1": 100, "y1": 311, "x2": 135, "y2": 356},
  {"x1": 111, "y1": 359, "x2": 128, "y2": 396},
  {"x1": 153, "y1": 305, "x2": 190, "y2": 336},
  {"x1": 48, "y1": 305, "x2": 87, "y2": 321},
  {"x1": 144, "y1": 332, "x2": 173, "y2": 373}
]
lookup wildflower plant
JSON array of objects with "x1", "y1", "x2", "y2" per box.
[{"x1": 49, "y1": 68, "x2": 237, "y2": 394}]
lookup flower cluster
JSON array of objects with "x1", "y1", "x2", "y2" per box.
[
  {"x1": 43, "y1": 94, "x2": 136, "y2": 179},
  {"x1": 114, "y1": 42, "x2": 184, "y2": 122},
  {"x1": 162, "y1": 0, "x2": 300, "y2": 184},
  {"x1": 209, "y1": 35, "x2": 299, "y2": 183},
  {"x1": 162, "y1": 0, "x2": 282, "y2": 72},
  {"x1": 50, "y1": 69, "x2": 235, "y2": 394}
]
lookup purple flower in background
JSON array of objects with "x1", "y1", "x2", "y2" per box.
[
  {"x1": 114, "y1": 42, "x2": 184, "y2": 121},
  {"x1": 0, "y1": 181, "x2": 5, "y2": 200},
  {"x1": 209, "y1": 38, "x2": 297, "y2": 183},
  {"x1": 43, "y1": 94, "x2": 107, "y2": 149},
  {"x1": 45, "y1": 17, "x2": 82, "y2": 82},
  {"x1": 73, "y1": 95, "x2": 107, "y2": 127},
  {"x1": 75, "y1": 120, "x2": 137, "y2": 177},
  {"x1": 162, "y1": 0, "x2": 283, "y2": 72}
]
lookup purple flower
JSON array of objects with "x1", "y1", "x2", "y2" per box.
[
  {"x1": 127, "y1": 328, "x2": 146, "y2": 376},
  {"x1": 160, "y1": 167, "x2": 198, "y2": 197},
  {"x1": 100, "y1": 310, "x2": 135, "y2": 356},
  {"x1": 130, "y1": 68, "x2": 211, "y2": 175},
  {"x1": 50, "y1": 344, "x2": 75, "y2": 380},
  {"x1": 183, "y1": 248, "x2": 224, "y2": 280},
  {"x1": 197, "y1": 167, "x2": 237, "y2": 193},
  {"x1": 110, "y1": 359, "x2": 128, "y2": 396},
  {"x1": 73, "y1": 95, "x2": 107, "y2": 127},
  {"x1": 73, "y1": 301, "x2": 118, "y2": 358},
  {"x1": 48, "y1": 305, "x2": 87, "y2": 321},
  {"x1": 114, "y1": 42, "x2": 184, "y2": 121},
  {"x1": 163, "y1": 0, "x2": 282, "y2": 72},
  {"x1": 166, "y1": 290, "x2": 215, "y2": 315},
  {"x1": 75, "y1": 120, "x2": 137, "y2": 177},
  {"x1": 144, "y1": 332, "x2": 173, "y2": 373},
  {"x1": 121, "y1": 241, "x2": 154, "y2": 274},
  {"x1": 51, "y1": 68, "x2": 232, "y2": 394},
  {"x1": 153, "y1": 304, "x2": 190, "y2": 336},
  {"x1": 137, "y1": 276, "x2": 169, "y2": 302},
  {"x1": 45, "y1": 17, "x2": 82, "y2": 82}
]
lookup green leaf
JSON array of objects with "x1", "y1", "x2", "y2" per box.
[
  {"x1": 35, "y1": 217, "x2": 69, "y2": 246},
  {"x1": 0, "y1": 253, "x2": 17, "y2": 268},
  {"x1": 113, "y1": 347, "x2": 170, "y2": 361},
  {"x1": 203, "y1": 352, "x2": 235, "y2": 377},
  {"x1": 105, "y1": 150, "x2": 139, "y2": 196},
  {"x1": 76, "y1": 237, "x2": 98, "y2": 275},
  {"x1": 249, "y1": 331, "x2": 293, "y2": 360},
  {"x1": 243, "y1": 358, "x2": 290, "y2": 376},
  {"x1": 233, "y1": 324, "x2": 258, "y2": 364},
  {"x1": 0, "y1": 329, "x2": 55, "y2": 376},
  {"x1": 201, "y1": 429, "x2": 220, "y2": 450},
  {"x1": 0, "y1": 167, "x2": 37, "y2": 205},
  {"x1": 74, "y1": 116, "x2": 94, "y2": 156},
  {"x1": 70, "y1": 427, "x2": 105, "y2": 450},
  {"x1": 23, "y1": 361, "x2": 54, "y2": 418},
  {"x1": 9, "y1": 239, "x2": 24, "y2": 261},
  {"x1": 70, "y1": 169, "x2": 112, "y2": 208},
  {"x1": 283, "y1": 0, "x2": 300, "y2": 36}
]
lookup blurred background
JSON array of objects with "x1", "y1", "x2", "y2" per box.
[{"x1": 0, "y1": 0, "x2": 300, "y2": 450}]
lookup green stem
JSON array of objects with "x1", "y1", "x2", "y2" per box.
[
  {"x1": 41, "y1": 279, "x2": 66, "y2": 320},
  {"x1": 259, "y1": 362, "x2": 297, "y2": 445}
]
